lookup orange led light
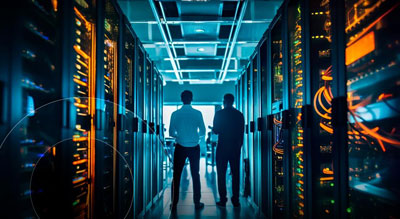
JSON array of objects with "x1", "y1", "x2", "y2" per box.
[
  {"x1": 73, "y1": 45, "x2": 90, "y2": 60},
  {"x1": 73, "y1": 159, "x2": 88, "y2": 165},
  {"x1": 297, "y1": 113, "x2": 302, "y2": 121},
  {"x1": 77, "y1": 58, "x2": 88, "y2": 68},
  {"x1": 72, "y1": 177, "x2": 87, "y2": 184},
  {"x1": 74, "y1": 103, "x2": 88, "y2": 109},
  {"x1": 320, "y1": 177, "x2": 334, "y2": 181},
  {"x1": 73, "y1": 78, "x2": 87, "y2": 87},
  {"x1": 323, "y1": 168, "x2": 334, "y2": 175},
  {"x1": 51, "y1": 0, "x2": 58, "y2": 12},
  {"x1": 74, "y1": 7, "x2": 90, "y2": 25},
  {"x1": 345, "y1": 31, "x2": 375, "y2": 65},
  {"x1": 73, "y1": 136, "x2": 88, "y2": 142},
  {"x1": 322, "y1": 75, "x2": 333, "y2": 81}
]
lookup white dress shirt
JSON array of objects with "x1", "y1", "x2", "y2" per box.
[{"x1": 169, "y1": 105, "x2": 206, "y2": 147}]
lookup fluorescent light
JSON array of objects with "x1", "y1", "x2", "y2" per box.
[
  {"x1": 160, "y1": 69, "x2": 238, "y2": 73},
  {"x1": 195, "y1": 28, "x2": 205, "y2": 33},
  {"x1": 197, "y1": 48, "x2": 205, "y2": 52}
]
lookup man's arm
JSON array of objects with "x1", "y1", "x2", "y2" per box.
[
  {"x1": 169, "y1": 112, "x2": 177, "y2": 138},
  {"x1": 198, "y1": 112, "x2": 206, "y2": 137},
  {"x1": 212, "y1": 111, "x2": 221, "y2": 134}
]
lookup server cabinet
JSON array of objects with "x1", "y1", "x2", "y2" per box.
[
  {"x1": 269, "y1": 14, "x2": 287, "y2": 219},
  {"x1": 67, "y1": 1, "x2": 97, "y2": 218},
  {"x1": 344, "y1": 0, "x2": 400, "y2": 218},
  {"x1": 259, "y1": 36, "x2": 271, "y2": 218},
  {"x1": 0, "y1": 1, "x2": 100, "y2": 218},
  {"x1": 287, "y1": 0, "x2": 308, "y2": 217},
  {"x1": 307, "y1": 0, "x2": 337, "y2": 217},
  {"x1": 235, "y1": 74, "x2": 243, "y2": 190},
  {"x1": 116, "y1": 20, "x2": 135, "y2": 219},
  {"x1": 247, "y1": 61, "x2": 254, "y2": 204},
  {"x1": 135, "y1": 46, "x2": 145, "y2": 215},
  {"x1": 0, "y1": 2, "x2": 63, "y2": 218},
  {"x1": 94, "y1": 0, "x2": 119, "y2": 217},
  {"x1": 240, "y1": 72, "x2": 247, "y2": 191},
  {"x1": 251, "y1": 54, "x2": 261, "y2": 208},
  {"x1": 151, "y1": 65, "x2": 158, "y2": 200},
  {"x1": 144, "y1": 57, "x2": 152, "y2": 210},
  {"x1": 157, "y1": 74, "x2": 164, "y2": 194}
]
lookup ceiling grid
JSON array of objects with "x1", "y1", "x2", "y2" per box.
[{"x1": 118, "y1": 0, "x2": 283, "y2": 84}]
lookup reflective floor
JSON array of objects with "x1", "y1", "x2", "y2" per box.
[{"x1": 144, "y1": 158, "x2": 265, "y2": 218}]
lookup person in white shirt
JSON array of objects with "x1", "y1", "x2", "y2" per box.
[{"x1": 169, "y1": 90, "x2": 206, "y2": 211}]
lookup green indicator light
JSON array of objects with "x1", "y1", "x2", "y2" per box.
[
  {"x1": 73, "y1": 200, "x2": 79, "y2": 206},
  {"x1": 330, "y1": 183, "x2": 334, "y2": 187},
  {"x1": 346, "y1": 207, "x2": 352, "y2": 213},
  {"x1": 297, "y1": 190, "x2": 301, "y2": 194},
  {"x1": 331, "y1": 200, "x2": 335, "y2": 204},
  {"x1": 298, "y1": 161, "x2": 301, "y2": 165}
]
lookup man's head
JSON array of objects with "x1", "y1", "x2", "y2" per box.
[
  {"x1": 181, "y1": 90, "x2": 193, "y2": 105},
  {"x1": 223, "y1": 93, "x2": 234, "y2": 108}
]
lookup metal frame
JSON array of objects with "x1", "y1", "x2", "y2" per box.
[
  {"x1": 148, "y1": 0, "x2": 181, "y2": 82},
  {"x1": 219, "y1": 0, "x2": 249, "y2": 83},
  {"x1": 330, "y1": 0, "x2": 348, "y2": 217},
  {"x1": 130, "y1": 18, "x2": 273, "y2": 25}
]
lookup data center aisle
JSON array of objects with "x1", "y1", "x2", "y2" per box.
[{"x1": 144, "y1": 158, "x2": 265, "y2": 219}]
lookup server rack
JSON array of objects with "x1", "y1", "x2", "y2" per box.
[
  {"x1": 239, "y1": 73, "x2": 245, "y2": 190},
  {"x1": 135, "y1": 45, "x2": 145, "y2": 215},
  {"x1": 116, "y1": 18, "x2": 136, "y2": 219},
  {"x1": 307, "y1": 0, "x2": 337, "y2": 217},
  {"x1": 1, "y1": 1, "x2": 167, "y2": 218},
  {"x1": 259, "y1": 36, "x2": 271, "y2": 218},
  {"x1": 251, "y1": 53, "x2": 262, "y2": 209},
  {"x1": 144, "y1": 57, "x2": 152, "y2": 211},
  {"x1": 93, "y1": 1, "x2": 120, "y2": 217},
  {"x1": 286, "y1": 1, "x2": 307, "y2": 217},
  {"x1": 344, "y1": 0, "x2": 400, "y2": 218},
  {"x1": 151, "y1": 65, "x2": 158, "y2": 201},
  {"x1": 67, "y1": 1, "x2": 97, "y2": 218},
  {"x1": 157, "y1": 73, "x2": 164, "y2": 195},
  {"x1": 270, "y1": 12, "x2": 288, "y2": 219},
  {"x1": 244, "y1": 65, "x2": 250, "y2": 198},
  {"x1": 0, "y1": 2, "x2": 63, "y2": 218},
  {"x1": 247, "y1": 60, "x2": 254, "y2": 205},
  {"x1": 236, "y1": 0, "x2": 400, "y2": 218}
]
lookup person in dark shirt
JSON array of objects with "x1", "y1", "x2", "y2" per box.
[{"x1": 212, "y1": 93, "x2": 244, "y2": 207}]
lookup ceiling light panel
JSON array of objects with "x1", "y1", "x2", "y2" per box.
[{"x1": 184, "y1": 44, "x2": 217, "y2": 56}]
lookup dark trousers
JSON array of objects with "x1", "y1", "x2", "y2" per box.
[
  {"x1": 216, "y1": 147, "x2": 240, "y2": 203},
  {"x1": 172, "y1": 144, "x2": 201, "y2": 205}
]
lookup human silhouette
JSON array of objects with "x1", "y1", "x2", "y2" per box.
[
  {"x1": 169, "y1": 90, "x2": 206, "y2": 211},
  {"x1": 212, "y1": 94, "x2": 244, "y2": 207}
]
